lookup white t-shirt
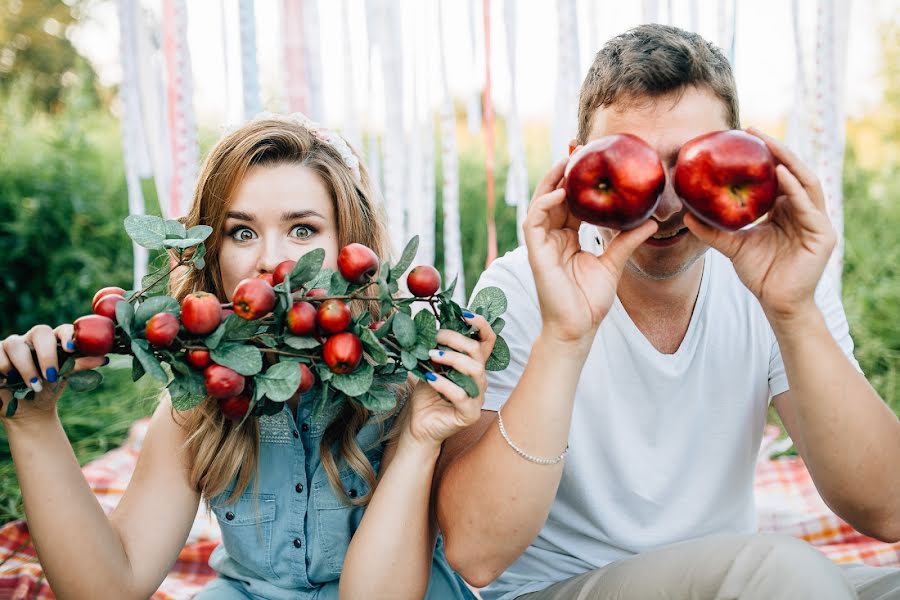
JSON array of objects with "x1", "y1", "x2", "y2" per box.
[{"x1": 474, "y1": 227, "x2": 861, "y2": 600}]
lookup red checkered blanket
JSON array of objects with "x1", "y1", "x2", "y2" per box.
[{"x1": 1, "y1": 421, "x2": 898, "y2": 598}]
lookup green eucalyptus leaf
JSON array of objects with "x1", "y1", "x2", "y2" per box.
[
  {"x1": 131, "y1": 339, "x2": 168, "y2": 383},
  {"x1": 329, "y1": 271, "x2": 349, "y2": 296},
  {"x1": 124, "y1": 215, "x2": 166, "y2": 249},
  {"x1": 359, "y1": 385, "x2": 398, "y2": 412},
  {"x1": 359, "y1": 328, "x2": 388, "y2": 365},
  {"x1": 307, "y1": 267, "x2": 334, "y2": 293},
  {"x1": 131, "y1": 356, "x2": 145, "y2": 381},
  {"x1": 290, "y1": 248, "x2": 326, "y2": 285},
  {"x1": 491, "y1": 317, "x2": 506, "y2": 335},
  {"x1": 284, "y1": 335, "x2": 321, "y2": 350},
  {"x1": 164, "y1": 219, "x2": 187, "y2": 238},
  {"x1": 447, "y1": 369, "x2": 479, "y2": 398},
  {"x1": 58, "y1": 356, "x2": 76, "y2": 377},
  {"x1": 413, "y1": 309, "x2": 438, "y2": 349},
  {"x1": 134, "y1": 296, "x2": 180, "y2": 328},
  {"x1": 392, "y1": 236, "x2": 419, "y2": 278},
  {"x1": 222, "y1": 313, "x2": 259, "y2": 340},
  {"x1": 400, "y1": 350, "x2": 418, "y2": 370},
  {"x1": 485, "y1": 335, "x2": 511, "y2": 371},
  {"x1": 392, "y1": 311, "x2": 417, "y2": 349},
  {"x1": 255, "y1": 361, "x2": 302, "y2": 402},
  {"x1": 162, "y1": 238, "x2": 203, "y2": 249},
  {"x1": 469, "y1": 286, "x2": 508, "y2": 322},
  {"x1": 5, "y1": 397, "x2": 19, "y2": 417},
  {"x1": 139, "y1": 267, "x2": 170, "y2": 297},
  {"x1": 115, "y1": 300, "x2": 135, "y2": 337},
  {"x1": 209, "y1": 343, "x2": 263, "y2": 376},
  {"x1": 187, "y1": 225, "x2": 213, "y2": 241},
  {"x1": 330, "y1": 361, "x2": 374, "y2": 397}
]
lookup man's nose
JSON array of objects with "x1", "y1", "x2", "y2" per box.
[{"x1": 652, "y1": 171, "x2": 684, "y2": 224}]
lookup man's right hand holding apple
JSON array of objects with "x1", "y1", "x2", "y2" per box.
[{"x1": 524, "y1": 155, "x2": 658, "y2": 352}]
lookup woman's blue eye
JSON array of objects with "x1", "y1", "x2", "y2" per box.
[
  {"x1": 231, "y1": 227, "x2": 256, "y2": 241},
  {"x1": 292, "y1": 225, "x2": 316, "y2": 239}
]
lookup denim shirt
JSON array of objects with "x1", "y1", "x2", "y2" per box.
[{"x1": 201, "y1": 392, "x2": 474, "y2": 599}]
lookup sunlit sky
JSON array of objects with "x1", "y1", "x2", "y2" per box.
[{"x1": 71, "y1": 0, "x2": 896, "y2": 132}]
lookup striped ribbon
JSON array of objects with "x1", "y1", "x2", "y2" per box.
[
  {"x1": 340, "y1": 0, "x2": 361, "y2": 152},
  {"x1": 482, "y1": 0, "x2": 497, "y2": 267},
  {"x1": 467, "y1": 0, "x2": 482, "y2": 135},
  {"x1": 162, "y1": 0, "x2": 199, "y2": 218},
  {"x1": 282, "y1": 0, "x2": 308, "y2": 115},
  {"x1": 438, "y1": 0, "x2": 466, "y2": 303},
  {"x1": 239, "y1": 0, "x2": 262, "y2": 120},
  {"x1": 503, "y1": 0, "x2": 529, "y2": 245},
  {"x1": 116, "y1": 0, "x2": 149, "y2": 289}
]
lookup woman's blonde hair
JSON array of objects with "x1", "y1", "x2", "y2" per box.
[{"x1": 168, "y1": 116, "x2": 400, "y2": 507}]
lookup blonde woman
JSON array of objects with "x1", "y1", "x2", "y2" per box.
[{"x1": 0, "y1": 115, "x2": 490, "y2": 599}]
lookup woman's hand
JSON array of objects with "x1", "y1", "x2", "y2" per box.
[
  {"x1": 403, "y1": 312, "x2": 496, "y2": 449},
  {"x1": 0, "y1": 323, "x2": 107, "y2": 424}
]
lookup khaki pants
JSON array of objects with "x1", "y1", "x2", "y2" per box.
[{"x1": 518, "y1": 533, "x2": 900, "y2": 600}]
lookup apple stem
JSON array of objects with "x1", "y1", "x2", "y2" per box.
[{"x1": 129, "y1": 257, "x2": 192, "y2": 304}]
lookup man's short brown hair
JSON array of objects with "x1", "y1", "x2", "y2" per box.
[{"x1": 577, "y1": 24, "x2": 740, "y2": 143}]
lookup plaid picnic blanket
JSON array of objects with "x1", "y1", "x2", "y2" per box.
[{"x1": 1, "y1": 421, "x2": 898, "y2": 599}]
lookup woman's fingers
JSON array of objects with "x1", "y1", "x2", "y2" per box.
[
  {"x1": 26, "y1": 325, "x2": 60, "y2": 385},
  {"x1": 422, "y1": 372, "x2": 482, "y2": 425},
  {"x1": 461, "y1": 311, "x2": 497, "y2": 358},
  {"x1": 2, "y1": 335, "x2": 43, "y2": 393},
  {"x1": 428, "y1": 349, "x2": 485, "y2": 387}
]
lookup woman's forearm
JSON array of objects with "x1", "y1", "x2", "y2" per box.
[{"x1": 339, "y1": 437, "x2": 441, "y2": 600}]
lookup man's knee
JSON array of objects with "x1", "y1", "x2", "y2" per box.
[{"x1": 732, "y1": 533, "x2": 855, "y2": 599}]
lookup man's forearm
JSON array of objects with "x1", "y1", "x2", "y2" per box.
[
  {"x1": 770, "y1": 303, "x2": 900, "y2": 541},
  {"x1": 437, "y1": 333, "x2": 590, "y2": 587}
]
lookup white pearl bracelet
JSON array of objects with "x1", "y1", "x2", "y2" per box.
[{"x1": 497, "y1": 408, "x2": 568, "y2": 466}]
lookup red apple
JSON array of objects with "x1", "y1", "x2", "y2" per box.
[
  {"x1": 298, "y1": 363, "x2": 315, "y2": 393},
  {"x1": 564, "y1": 133, "x2": 665, "y2": 230},
  {"x1": 145, "y1": 312, "x2": 180, "y2": 347},
  {"x1": 286, "y1": 301, "x2": 317, "y2": 336},
  {"x1": 306, "y1": 288, "x2": 328, "y2": 298},
  {"x1": 232, "y1": 278, "x2": 276, "y2": 320},
  {"x1": 673, "y1": 130, "x2": 777, "y2": 231},
  {"x1": 256, "y1": 272, "x2": 275, "y2": 286},
  {"x1": 93, "y1": 294, "x2": 125, "y2": 320},
  {"x1": 91, "y1": 286, "x2": 126, "y2": 311},
  {"x1": 218, "y1": 391, "x2": 252, "y2": 422},
  {"x1": 181, "y1": 292, "x2": 223, "y2": 335},
  {"x1": 323, "y1": 332, "x2": 363, "y2": 374},
  {"x1": 204, "y1": 363, "x2": 245, "y2": 399},
  {"x1": 337, "y1": 243, "x2": 380, "y2": 283},
  {"x1": 273, "y1": 260, "x2": 297, "y2": 286},
  {"x1": 406, "y1": 265, "x2": 441, "y2": 297},
  {"x1": 73, "y1": 315, "x2": 115, "y2": 356},
  {"x1": 317, "y1": 299, "x2": 351, "y2": 334},
  {"x1": 186, "y1": 348, "x2": 212, "y2": 369}
]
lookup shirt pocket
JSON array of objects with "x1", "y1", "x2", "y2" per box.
[
  {"x1": 311, "y1": 463, "x2": 377, "y2": 577},
  {"x1": 211, "y1": 490, "x2": 278, "y2": 580}
]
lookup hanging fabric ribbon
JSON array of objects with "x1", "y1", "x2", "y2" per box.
[
  {"x1": 162, "y1": 0, "x2": 199, "y2": 219},
  {"x1": 467, "y1": 0, "x2": 483, "y2": 135},
  {"x1": 552, "y1": 0, "x2": 580, "y2": 161},
  {"x1": 367, "y1": 0, "x2": 406, "y2": 256},
  {"x1": 419, "y1": 1, "x2": 437, "y2": 266},
  {"x1": 239, "y1": 0, "x2": 262, "y2": 120},
  {"x1": 438, "y1": 0, "x2": 467, "y2": 304},
  {"x1": 503, "y1": 0, "x2": 529, "y2": 245},
  {"x1": 340, "y1": 0, "x2": 362, "y2": 152},
  {"x1": 117, "y1": 0, "x2": 149, "y2": 290},
  {"x1": 786, "y1": 0, "x2": 813, "y2": 166},
  {"x1": 282, "y1": 0, "x2": 308, "y2": 115},
  {"x1": 813, "y1": 0, "x2": 851, "y2": 291},
  {"x1": 483, "y1": 0, "x2": 498, "y2": 267},
  {"x1": 302, "y1": 0, "x2": 324, "y2": 121},
  {"x1": 717, "y1": 0, "x2": 737, "y2": 66}
]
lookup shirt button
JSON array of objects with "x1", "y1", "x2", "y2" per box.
[
  {"x1": 225, "y1": 511, "x2": 235, "y2": 521},
  {"x1": 295, "y1": 483, "x2": 304, "y2": 493},
  {"x1": 293, "y1": 538, "x2": 302, "y2": 548},
  {"x1": 292, "y1": 430, "x2": 299, "y2": 438},
  {"x1": 348, "y1": 489, "x2": 358, "y2": 498},
  {"x1": 301, "y1": 423, "x2": 310, "y2": 432}
]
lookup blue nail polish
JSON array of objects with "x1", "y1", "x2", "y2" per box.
[
  {"x1": 425, "y1": 372, "x2": 437, "y2": 382},
  {"x1": 438, "y1": 350, "x2": 445, "y2": 356},
  {"x1": 462, "y1": 310, "x2": 475, "y2": 319},
  {"x1": 30, "y1": 377, "x2": 38, "y2": 384},
  {"x1": 102, "y1": 357, "x2": 110, "y2": 366},
  {"x1": 46, "y1": 367, "x2": 58, "y2": 383},
  {"x1": 66, "y1": 340, "x2": 75, "y2": 350}
]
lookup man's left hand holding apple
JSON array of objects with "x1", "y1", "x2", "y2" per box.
[{"x1": 686, "y1": 128, "x2": 900, "y2": 543}]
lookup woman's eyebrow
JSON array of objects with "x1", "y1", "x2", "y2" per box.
[
  {"x1": 226, "y1": 210, "x2": 255, "y2": 222},
  {"x1": 281, "y1": 210, "x2": 324, "y2": 222}
]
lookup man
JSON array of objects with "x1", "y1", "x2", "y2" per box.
[{"x1": 435, "y1": 24, "x2": 900, "y2": 600}]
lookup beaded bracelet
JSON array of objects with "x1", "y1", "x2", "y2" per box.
[{"x1": 497, "y1": 408, "x2": 568, "y2": 466}]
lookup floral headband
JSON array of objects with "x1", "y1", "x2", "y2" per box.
[{"x1": 249, "y1": 111, "x2": 362, "y2": 183}]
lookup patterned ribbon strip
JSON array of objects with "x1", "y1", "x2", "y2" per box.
[
  {"x1": 438, "y1": 0, "x2": 467, "y2": 304},
  {"x1": 162, "y1": 0, "x2": 199, "y2": 219},
  {"x1": 239, "y1": 0, "x2": 262, "y2": 120},
  {"x1": 117, "y1": 0, "x2": 149, "y2": 289},
  {"x1": 482, "y1": 0, "x2": 497, "y2": 267}
]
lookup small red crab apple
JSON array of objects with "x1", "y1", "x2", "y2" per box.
[
  {"x1": 73, "y1": 315, "x2": 115, "y2": 356},
  {"x1": 406, "y1": 266, "x2": 441, "y2": 297},
  {"x1": 218, "y1": 390, "x2": 252, "y2": 422},
  {"x1": 323, "y1": 332, "x2": 363, "y2": 374},
  {"x1": 145, "y1": 312, "x2": 180, "y2": 347},
  {"x1": 337, "y1": 243, "x2": 380, "y2": 283},
  {"x1": 181, "y1": 292, "x2": 223, "y2": 335},
  {"x1": 317, "y1": 299, "x2": 351, "y2": 334},
  {"x1": 204, "y1": 364, "x2": 246, "y2": 399},
  {"x1": 273, "y1": 260, "x2": 297, "y2": 286},
  {"x1": 232, "y1": 278, "x2": 276, "y2": 320}
]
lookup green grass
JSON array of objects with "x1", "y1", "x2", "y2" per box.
[{"x1": 0, "y1": 361, "x2": 162, "y2": 524}]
